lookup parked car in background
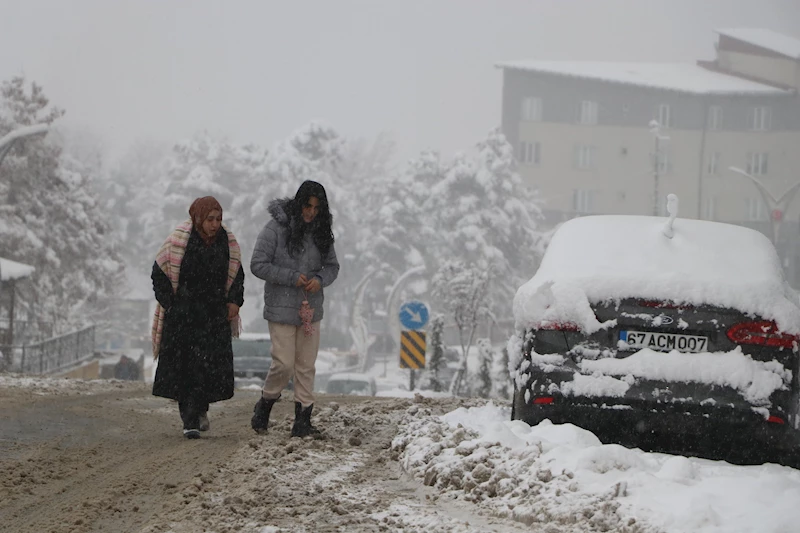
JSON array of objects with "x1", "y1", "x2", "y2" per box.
[
  {"x1": 511, "y1": 213, "x2": 800, "y2": 465},
  {"x1": 232, "y1": 332, "x2": 273, "y2": 387},
  {"x1": 325, "y1": 372, "x2": 377, "y2": 396}
]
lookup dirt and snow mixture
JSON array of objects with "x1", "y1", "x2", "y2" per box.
[{"x1": 2, "y1": 376, "x2": 800, "y2": 533}]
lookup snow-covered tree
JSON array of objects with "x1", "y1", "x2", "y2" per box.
[
  {"x1": 0, "y1": 77, "x2": 123, "y2": 331},
  {"x1": 431, "y1": 260, "x2": 492, "y2": 396},
  {"x1": 476, "y1": 338, "x2": 494, "y2": 399},
  {"x1": 424, "y1": 314, "x2": 446, "y2": 392},
  {"x1": 492, "y1": 346, "x2": 512, "y2": 400},
  {"x1": 100, "y1": 140, "x2": 171, "y2": 290},
  {"x1": 425, "y1": 129, "x2": 544, "y2": 317},
  {"x1": 163, "y1": 132, "x2": 240, "y2": 223}
]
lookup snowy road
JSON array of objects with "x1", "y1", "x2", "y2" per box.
[
  {"x1": 3, "y1": 377, "x2": 800, "y2": 533},
  {"x1": 0, "y1": 379, "x2": 531, "y2": 533}
]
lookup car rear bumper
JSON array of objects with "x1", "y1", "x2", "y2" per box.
[{"x1": 514, "y1": 394, "x2": 800, "y2": 462}]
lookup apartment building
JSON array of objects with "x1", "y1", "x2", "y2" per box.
[{"x1": 498, "y1": 28, "x2": 800, "y2": 233}]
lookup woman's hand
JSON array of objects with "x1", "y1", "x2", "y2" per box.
[
  {"x1": 227, "y1": 303, "x2": 240, "y2": 321},
  {"x1": 295, "y1": 273, "x2": 309, "y2": 287},
  {"x1": 305, "y1": 277, "x2": 321, "y2": 294}
]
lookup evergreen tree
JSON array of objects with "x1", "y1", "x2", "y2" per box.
[{"x1": 431, "y1": 260, "x2": 492, "y2": 396}]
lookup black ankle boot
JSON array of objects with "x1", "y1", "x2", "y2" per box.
[
  {"x1": 251, "y1": 397, "x2": 277, "y2": 434},
  {"x1": 291, "y1": 402, "x2": 321, "y2": 438}
]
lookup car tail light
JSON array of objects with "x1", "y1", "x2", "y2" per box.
[
  {"x1": 532, "y1": 397, "x2": 554, "y2": 405},
  {"x1": 767, "y1": 415, "x2": 785, "y2": 424},
  {"x1": 726, "y1": 321, "x2": 798, "y2": 349},
  {"x1": 537, "y1": 322, "x2": 580, "y2": 332}
]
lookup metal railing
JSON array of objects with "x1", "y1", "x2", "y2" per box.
[{"x1": 5, "y1": 326, "x2": 96, "y2": 375}]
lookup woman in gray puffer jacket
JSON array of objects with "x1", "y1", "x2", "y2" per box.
[{"x1": 250, "y1": 180, "x2": 339, "y2": 437}]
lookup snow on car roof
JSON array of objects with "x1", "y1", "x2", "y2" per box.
[{"x1": 514, "y1": 215, "x2": 800, "y2": 334}]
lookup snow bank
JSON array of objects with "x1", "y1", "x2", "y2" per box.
[
  {"x1": 394, "y1": 402, "x2": 800, "y2": 533},
  {"x1": 514, "y1": 216, "x2": 800, "y2": 334}
]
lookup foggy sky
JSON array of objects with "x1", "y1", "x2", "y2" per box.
[{"x1": 2, "y1": 0, "x2": 799, "y2": 164}]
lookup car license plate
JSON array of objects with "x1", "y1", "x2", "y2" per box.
[{"x1": 620, "y1": 330, "x2": 709, "y2": 353}]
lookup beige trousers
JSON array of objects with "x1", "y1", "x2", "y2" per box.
[{"x1": 261, "y1": 321, "x2": 321, "y2": 407}]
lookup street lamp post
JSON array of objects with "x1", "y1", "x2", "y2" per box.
[
  {"x1": 728, "y1": 166, "x2": 800, "y2": 246},
  {"x1": 649, "y1": 120, "x2": 670, "y2": 216}
]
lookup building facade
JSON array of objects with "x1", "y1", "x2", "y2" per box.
[{"x1": 498, "y1": 28, "x2": 800, "y2": 283}]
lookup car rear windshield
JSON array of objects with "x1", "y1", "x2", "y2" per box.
[
  {"x1": 232, "y1": 340, "x2": 272, "y2": 358},
  {"x1": 326, "y1": 380, "x2": 371, "y2": 394}
]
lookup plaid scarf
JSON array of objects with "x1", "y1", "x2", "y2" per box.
[{"x1": 151, "y1": 220, "x2": 242, "y2": 359}]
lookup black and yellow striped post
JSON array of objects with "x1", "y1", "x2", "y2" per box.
[
  {"x1": 399, "y1": 330, "x2": 426, "y2": 390},
  {"x1": 399, "y1": 330, "x2": 426, "y2": 369}
]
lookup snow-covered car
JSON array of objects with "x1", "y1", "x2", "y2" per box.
[
  {"x1": 510, "y1": 213, "x2": 800, "y2": 463},
  {"x1": 325, "y1": 372, "x2": 377, "y2": 396}
]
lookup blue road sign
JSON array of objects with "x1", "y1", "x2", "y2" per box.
[{"x1": 399, "y1": 300, "x2": 429, "y2": 330}]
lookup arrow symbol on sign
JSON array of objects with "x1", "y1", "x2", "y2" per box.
[{"x1": 403, "y1": 308, "x2": 423, "y2": 323}]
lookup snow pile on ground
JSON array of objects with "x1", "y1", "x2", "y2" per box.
[
  {"x1": 0, "y1": 374, "x2": 141, "y2": 395},
  {"x1": 393, "y1": 402, "x2": 800, "y2": 533},
  {"x1": 514, "y1": 216, "x2": 800, "y2": 334},
  {"x1": 377, "y1": 388, "x2": 454, "y2": 399},
  {"x1": 134, "y1": 396, "x2": 512, "y2": 533}
]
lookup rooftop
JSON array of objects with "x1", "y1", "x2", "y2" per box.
[
  {"x1": 496, "y1": 60, "x2": 789, "y2": 95},
  {"x1": 716, "y1": 28, "x2": 800, "y2": 60}
]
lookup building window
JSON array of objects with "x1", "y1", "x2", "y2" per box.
[
  {"x1": 703, "y1": 196, "x2": 717, "y2": 220},
  {"x1": 519, "y1": 141, "x2": 541, "y2": 165},
  {"x1": 574, "y1": 145, "x2": 595, "y2": 170},
  {"x1": 746, "y1": 152, "x2": 769, "y2": 176},
  {"x1": 657, "y1": 104, "x2": 672, "y2": 128},
  {"x1": 746, "y1": 197, "x2": 767, "y2": 221},
  {"x1": 573, "y1": 190, "x2": 594, "y2": 214},
  {"x1": 521, "y1": 97, "x2": 542, "y2": 122},
  {"x1": 578, "y1": 100, "x2": 598, "y2": 125},
  {"x1": 706, "y1": 152, "x2": 720, "y2": 175},
  {"x1": 708, "y1": 106, "x2": 723, "y2": 130},
  {"x1": 749, "y1": 106, "x2": 772, "y2": 131}
]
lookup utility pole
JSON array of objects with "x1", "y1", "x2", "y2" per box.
[{"x1": 649, "y1": 120, "x2": 670, "y2": 216}]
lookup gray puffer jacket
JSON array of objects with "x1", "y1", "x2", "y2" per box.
[{"x1": 250, "y1": 198, "x2": 340, "y2": 325}]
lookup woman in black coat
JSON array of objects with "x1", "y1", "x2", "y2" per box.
[{"x1": 151, "y1": 196, "x2": 245, "y2": 439}]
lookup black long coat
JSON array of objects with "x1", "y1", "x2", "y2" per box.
[{"x1": 151, "y1": 227, "x2": 245, "y2": 404}]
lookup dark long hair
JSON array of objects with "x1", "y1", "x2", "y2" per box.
[{"x1": 286, "y1": 180, "x2": 334, "y2": 257}]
